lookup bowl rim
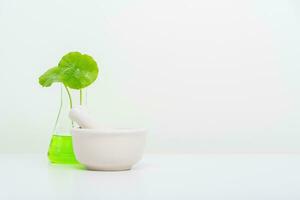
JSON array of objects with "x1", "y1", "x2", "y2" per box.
[{"x1": 71, "y1": 128, "x2": 147, "y2": 135}]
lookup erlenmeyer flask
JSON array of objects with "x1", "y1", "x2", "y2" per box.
[{"x1": 47, "y1": 85, "x2": 86, "y2": 164}]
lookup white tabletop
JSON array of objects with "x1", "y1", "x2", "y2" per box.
[{"x1": 0, "y1": 154, "x2": 299, "y2": 199}]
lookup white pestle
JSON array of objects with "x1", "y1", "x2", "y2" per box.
[{"x1": 69, "y1": 106, "x2": 100, "y2": 129}]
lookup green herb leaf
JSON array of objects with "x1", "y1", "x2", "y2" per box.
[
  {"x1": 38, "y1": 66, "x2": 61, "y2": 87},
  {"x1": 58, "y1": 52, "x2": 98, "y2": 89}
]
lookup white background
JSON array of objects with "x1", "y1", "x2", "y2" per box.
[{"x1": 1, "y1": 0, "x2": 300, "y2": 153}]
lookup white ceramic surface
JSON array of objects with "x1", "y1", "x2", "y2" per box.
[
  {"x1": 69, "y1": 106, "x2": 101, "y2": 129},
  {"x1": 72, "y1": 128, "x2": 147, "y2": 171}
]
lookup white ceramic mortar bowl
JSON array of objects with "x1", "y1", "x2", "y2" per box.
[{"x1": 71, "y1": 128, "x2": 147, "y2": 171}]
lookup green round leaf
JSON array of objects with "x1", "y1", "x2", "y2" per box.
[
  {"x1": 58, "y1": 52, "x2": 99, "y2": 89},
  {"x1": 38, "y1": 66, "x2": 61, "y2": 87}
]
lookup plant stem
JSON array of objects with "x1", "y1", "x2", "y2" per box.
[
  {"x1": 64, "y1": 85, "x2": 74, "y2": 127},
  {"x1": 80, "y1": 89, "x2": 83, "y2": 105},
  {"x1": 64, "y1": 85, "x2": 73, "y2": 109}
]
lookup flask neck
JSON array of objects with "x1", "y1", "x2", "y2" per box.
[{"x1": 52, "y1": 85, "x2": 87, "y2": 135}]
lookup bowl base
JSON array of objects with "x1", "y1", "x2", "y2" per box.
[{"x1": 85, "y1": 165, "x2": 132, "y2": 171}]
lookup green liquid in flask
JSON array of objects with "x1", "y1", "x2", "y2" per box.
[{"x1": 48, "y1": 134, "x2": 78, "y2": 164}]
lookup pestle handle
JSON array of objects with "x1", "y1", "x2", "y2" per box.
[{"x1": 69, "y1": 106, "x2": 100, "y2": 129}]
